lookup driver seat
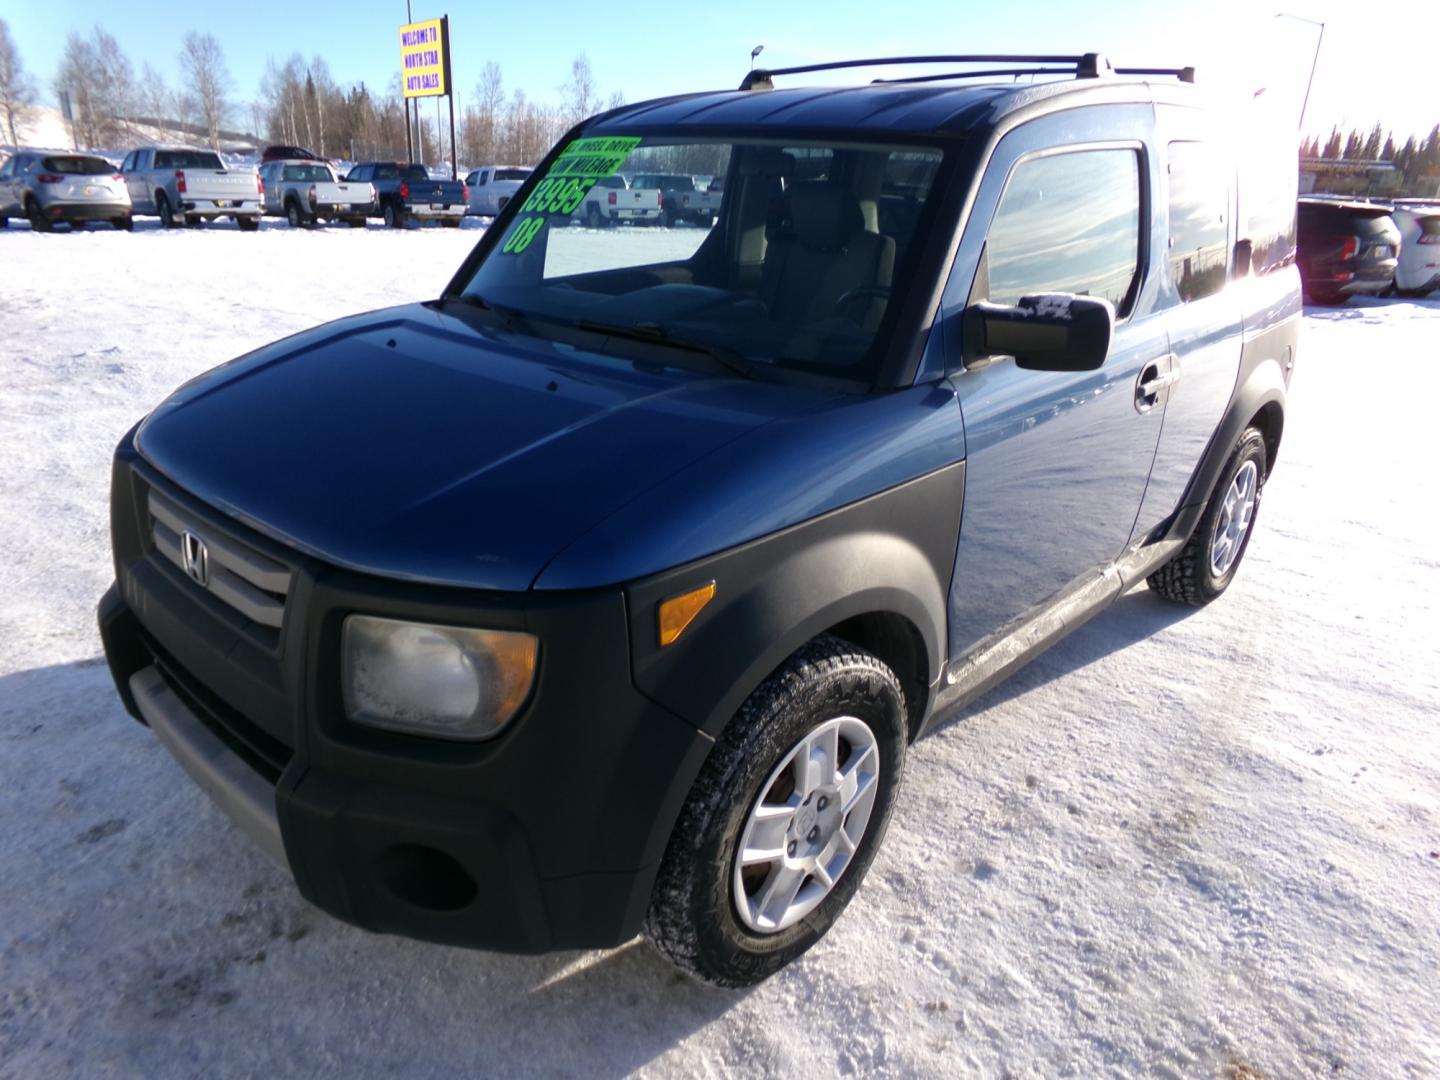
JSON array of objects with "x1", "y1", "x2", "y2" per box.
[{"x1": 760, "y1": 182, "x2": 896, "y2": 332}]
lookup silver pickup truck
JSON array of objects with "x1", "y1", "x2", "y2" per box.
[
  {"x1": 119, "y1": 147, "x2": 263, "y2": 230},
  {"x1": 259, "y1": 160, "x2": 375, "y2": 227}
]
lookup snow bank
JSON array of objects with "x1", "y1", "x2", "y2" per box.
[{"x1": 1, "y1": 226, "x2": 1437, "y2": 1076}]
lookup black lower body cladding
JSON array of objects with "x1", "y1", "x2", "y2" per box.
[{"x1": 100, "y1": 436, "x2": 713, "y2": 952}]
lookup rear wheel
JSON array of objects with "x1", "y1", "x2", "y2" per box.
[
  {"x1": 0, "y1": 215, "x2": 8, "y2": 228},
  {"x1": 156, "y1": 193, "x2": 177, "y2": 229},
  {"x1": 442, "y1": 217, "x2": 461, "y2": 228},
  {"x1": 236, "y1": 216, "x2": 259, "y2": 232},
  {"x1": 1148, "y1": 427, "x2": 1268, "y2": 607},
  {"x1": 113, "y1": 215, "x2": 133, "y2": 231},
  {"x1": 346, "y1": 216, "x2": 366, "y2": 228},
  {"x1": 383, "y1": 201, "x2": 405, "y2": 229},
  {"x1": 285, "y1": 200, "x2": 307, "y2": 228},
  {"x1": 645, "y1": 635, "x2": 907, "y2": 987},
  {"x1": 26, "y1": 199, "x2": 52, "y2": 232},
  {"x1": 585, "y1": 203, "x2": 605, "y2": 229}
]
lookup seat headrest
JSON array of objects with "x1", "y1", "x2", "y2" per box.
[{"x1": 788, "y1": 181, "x2": 864, "y2": 250}]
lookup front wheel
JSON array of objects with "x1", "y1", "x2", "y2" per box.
[
  {"x1": 645, "y1": 635, "x2": 907, "y2": 987},
  {"x1": 1148, "y1": 426, "x2": 1268, "y2": 606}
]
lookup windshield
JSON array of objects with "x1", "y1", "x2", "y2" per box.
[
  {"x1": 458, "y1": 134, "x2": 948, "y2": 386},
  {"x1": 282, "y1": 164, "x2": 335, "y2": 182},
  {"x1": 154, "y1": 151, "x2": 223, "y2": 170},
  {"x1": 495, "y1": 168, "x2": 531, "y2": 182},
  {"x1": 43, "y1": 155, "x2": 114, "y2": 175}
]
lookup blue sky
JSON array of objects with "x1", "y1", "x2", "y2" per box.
[{"x1": 5, "y1": 0, "x2": 1437, "y2": 141}]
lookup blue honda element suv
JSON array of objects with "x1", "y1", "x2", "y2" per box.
[{"x1": 99, "y1": 53, "x2": 1300, "y2": 986}]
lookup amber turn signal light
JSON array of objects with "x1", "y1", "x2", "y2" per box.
[{"x1": 658, "y1": 581, "x2": 716, "y2": 647}]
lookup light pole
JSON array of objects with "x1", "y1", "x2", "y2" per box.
[
  {"x1": 750, "y1": 45, "x2": 764, "y2": 72},
  {"x1": 1274, "y1": 12, "x2": 1325, "y2": 132}
]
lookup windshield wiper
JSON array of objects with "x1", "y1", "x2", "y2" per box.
[{"x1": 572, "y1": 320, "x2": 761, "y2": 381}]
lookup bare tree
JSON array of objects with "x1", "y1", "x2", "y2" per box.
[
  {"x1": 55, "y1": 32, "x2": 103, "y2": 147},
  {"x1": 0, "y1": 18, "x2": 36, "y2": 148},
  {"x1": 180, "y1": 32, "x2": 230, "y2": 149},
  {"x1": 92, "y1": 27, "x2": 135, "y2": 137},
  {"x1": 139, "y1": 62, "x2": 171, "y2": 126},
  {"x1": 606, "y1": 90, "x2": 625, "y2": 111},
  {"x1": 559, "y1": 54, "x2": 596, "y2": 127}
]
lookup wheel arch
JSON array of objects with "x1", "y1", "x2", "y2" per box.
[
  {"x1": 1165, "y1": 348, "x2": 1289, "y2": 547},
  {"x1": 624, "y1": 463, "x2": 964, "y2": 744}
]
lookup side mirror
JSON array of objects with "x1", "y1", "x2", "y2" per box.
[{"x1": 965, "y1": 293, "x2": 1115, "y2": 372}]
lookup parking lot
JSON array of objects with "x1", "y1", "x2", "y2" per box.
[{"x1": 1, "y1": 225, "x2": 1437, "y2": 1077}]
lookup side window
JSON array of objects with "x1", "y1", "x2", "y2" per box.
[
  {"x1": 120, "y1": 152, "x2": 134, "y2": 173},
  {"x1": 0, "y1": 158, "x2": 12, "y2": 180},
  {"x1": 1167, "y1": 142, "x2": 1228, "y2": 302},
  {"x1": 352, "y1": 165, "x2": 370, "y2": 182},
  {"x1": 985, "y1": 148, "x2": 1142, "y2": 315}
]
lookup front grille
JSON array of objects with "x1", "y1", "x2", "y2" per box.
[
  {"x1": 149, "y1": 642, "x2": 293, "y2": 784},
  {"x1": 147, "y1": 488, "x2": 291, "y2": 634}
]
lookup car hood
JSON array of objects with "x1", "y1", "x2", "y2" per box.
[{"x1": 136, "y1": 302, "x2": 827, "y2": 590}]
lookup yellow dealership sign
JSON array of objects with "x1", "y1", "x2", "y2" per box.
[{"x1": 399, "y1": 18, "x2": 448, "y2": 98}]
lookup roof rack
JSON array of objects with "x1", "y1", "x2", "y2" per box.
[{"x1": 738, "y1": 53, "x2": 1195, "y2": 91}]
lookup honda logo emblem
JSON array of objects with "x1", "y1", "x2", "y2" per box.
[{"x1": 181, "y1": 531, "x2": 209, "y2": 587}]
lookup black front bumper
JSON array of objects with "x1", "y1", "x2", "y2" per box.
[{"x1": 100, "y1": 440, "x2": 712, "y2": 952}]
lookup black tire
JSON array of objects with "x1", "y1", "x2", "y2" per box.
[
  {"x1": 441, "y1": 217, "x2": 461, "y2": 228},
  {"x1": 585, "y1": 203, "x2": 604, "y2": 229},
  {"x1": 26, "y1": 199, "x2": 52, "y2": 232},
  {"x1": 285, "y1": 200, "x2": 307, "y2": 228},
  {"x1": 346, "y1": 216, "x2": 366, "y2": 228},
  {"x1": 383, "y1": 201, "x2": 404, "y2": 229},
  {"x1": 185, "y1": 214, "x2": 201, "y2": 228},
  {"x1": 645, "y1": 635, "x2": 908, "y2": 987},
  {"x1": 1148, "y1": 426, "x2": 1268, "y2": 607},
  {"x1": 0, "y1": 215, "x2": 8, "y2": 228},
  {"x1": 114, "y1": 215, "x2": 133, "y2": 231},
  {"x1": 236, "y1": 216, "x2": 259, "y2": 232},
  {"x1": 156, "y1": 193, "x2": 177, "y2": 229}
]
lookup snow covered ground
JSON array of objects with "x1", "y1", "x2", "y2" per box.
[{"x1": 1, "y1": 224, "x2": 1438, "y2": 1078}]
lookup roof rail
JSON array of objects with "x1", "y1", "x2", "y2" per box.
[{"x1": 739, "y1": 52, "x2": 1195, "y2": 91}]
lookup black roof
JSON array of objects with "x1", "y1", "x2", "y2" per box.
[{"x1": 590, "y1": 75, "x2": 1198, "y2": 139}]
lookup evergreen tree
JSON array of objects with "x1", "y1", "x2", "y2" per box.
[{"x1": 1322, "y1": 126, "x2": 1343, "y2": 159}]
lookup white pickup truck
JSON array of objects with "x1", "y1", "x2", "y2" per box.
[
  {"x1": 630, "y1": 172, "x2": 721, "y2": 227},
  {"x1": 259, "y1": 160, "x2": 375, "y2": 227},
  {"x1": 464, "y1": 165, "x2": 532, "y2": 216},
  {"x1": 570, "y1": 174, "x2": 663, "y2": 227},
  {"x1": 119, "y1": 147, "x2": 263, "y2": 230}
]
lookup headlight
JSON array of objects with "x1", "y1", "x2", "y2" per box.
[{"x1": 341, "y1": 615, "x2": 538, "y2": 741}]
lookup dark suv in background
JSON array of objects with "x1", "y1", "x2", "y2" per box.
[{"x1": 1297, "y1": 197, "x2": 1401, "y2": 305}]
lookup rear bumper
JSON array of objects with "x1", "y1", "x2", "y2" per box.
[
  {"x1": 180, "y1": 198, "x2": 262, "y2": 217},
  {"x1": 98, "y1": 446, "x2": 713, "y2": 953},
  {"x1": 404, "y1": 202, "x2": 466, "y2": 219},
  {"x1": 41, "y1": 199, "x2": 129, "y2": 220}
]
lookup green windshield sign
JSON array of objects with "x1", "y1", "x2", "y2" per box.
[{"x1": 501, "y1": 136, "x2": 643, "y2": 254}]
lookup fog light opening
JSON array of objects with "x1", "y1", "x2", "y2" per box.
[{"x1": 377, "y1": 844, "x2": 478, "y2": 912}]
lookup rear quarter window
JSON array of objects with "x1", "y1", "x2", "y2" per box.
[{"x1": 1166, "y1": 142, "x2": 1229, "y2": 302}]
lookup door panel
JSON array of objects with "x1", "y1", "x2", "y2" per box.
[
  {"x1": 938, "y1": 106, "x2": 1170, "y2": 660},
  {"x1": 1131, "y1": 124, "x2": 1244, "y2": 536}
]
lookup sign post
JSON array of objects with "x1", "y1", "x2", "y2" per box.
[{"x1": 398, "y1": 15, "x2": 457, "y2": 179}]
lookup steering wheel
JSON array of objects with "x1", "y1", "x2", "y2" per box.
[{"x1": 833, "y1": 285, "x2": 892, "y2": 313}]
